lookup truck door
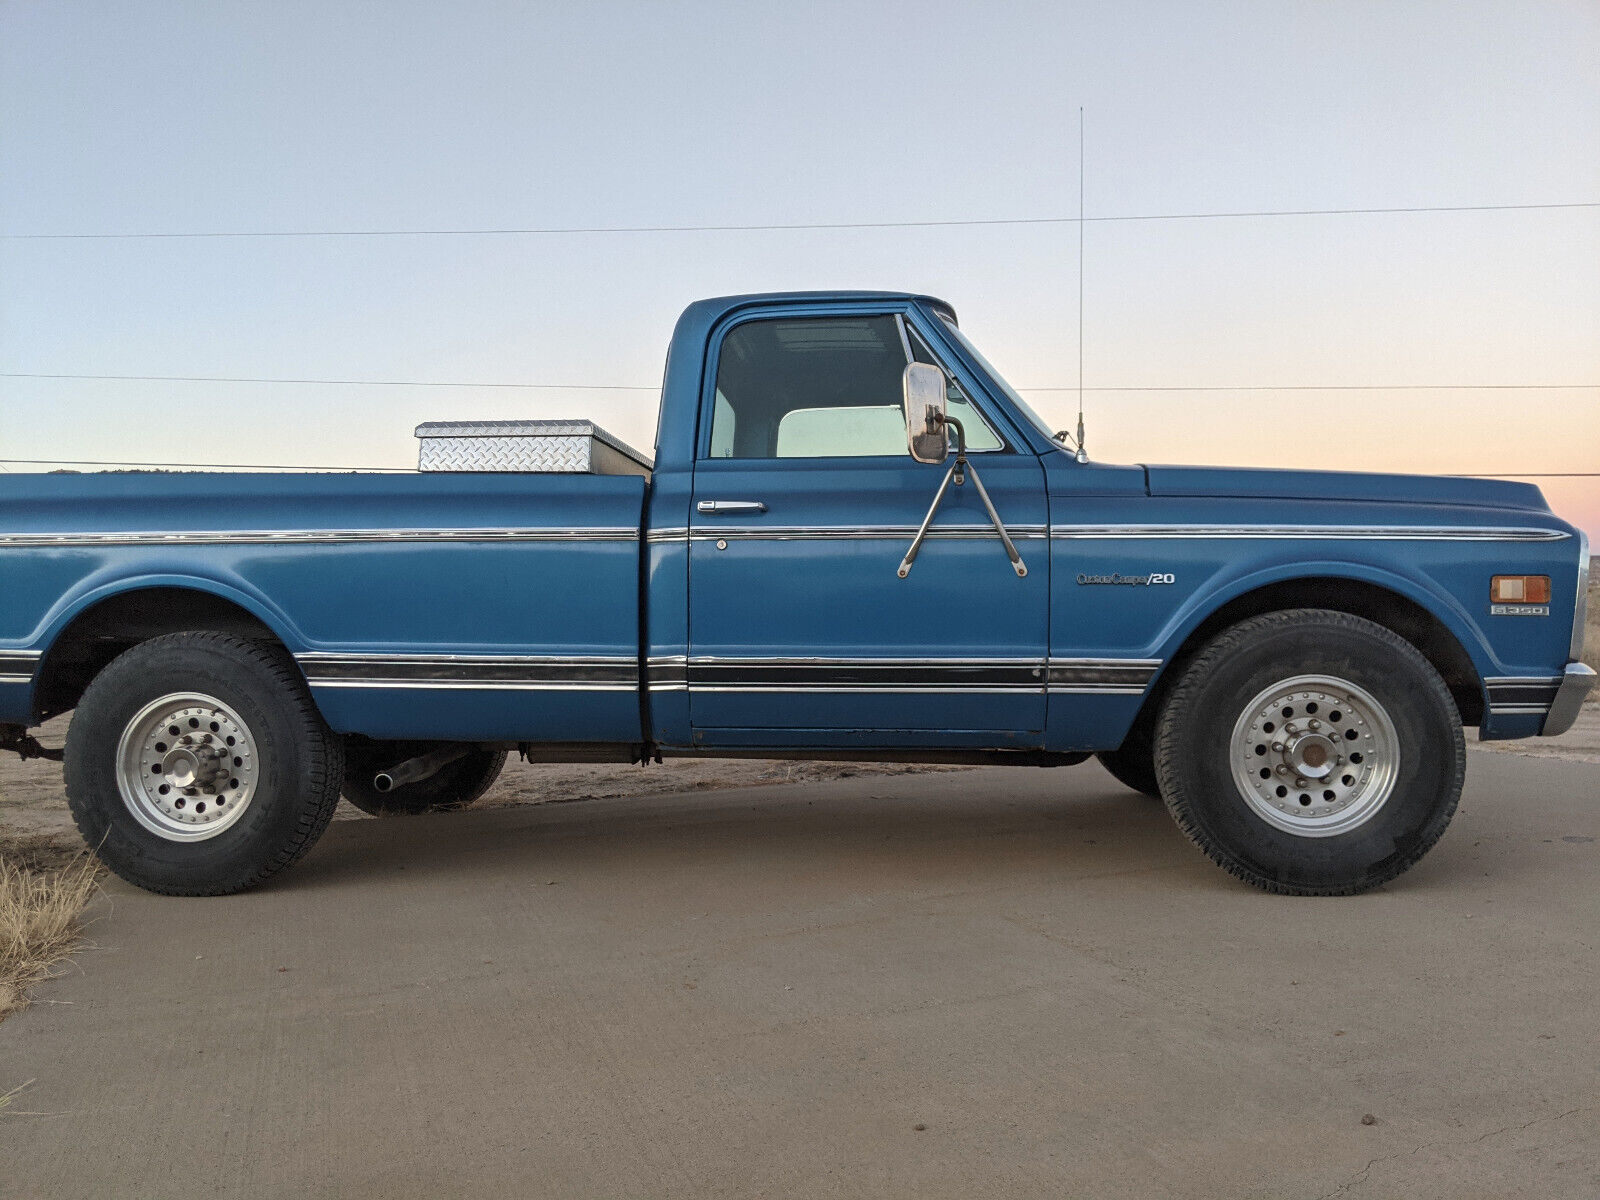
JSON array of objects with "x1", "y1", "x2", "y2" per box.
[{"x1": 686, "y1": 308, "x2": 1049, "y2": 747}]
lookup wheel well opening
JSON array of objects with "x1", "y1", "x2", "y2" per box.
[
  {"x1": 1152, "y1": 578, "x2": 1484, "y2": 726},
  {"x1": 33, "y1": 589, "x2": 282, "y2": 722}
]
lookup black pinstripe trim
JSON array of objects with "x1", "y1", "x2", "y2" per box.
[
  {"x1": 0, "y1": 651, "x2": 41, "y2": 685},
  {"x1": 296, "y1": 653, "x2": 637, "y2": 690},
  {"x1": 645, "y1": 656, "x2": 1161, "y2": 694},
  {"x1": 1483, "y1": 677, "x2": 1562, "y2": 709}
]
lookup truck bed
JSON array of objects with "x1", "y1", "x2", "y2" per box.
[{"x1": 0, "y1": 471, "x2": 649, "y2": 742}]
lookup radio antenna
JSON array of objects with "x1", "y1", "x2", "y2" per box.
[{"x1": 1074, "y1": 106, "x2": 1088, "y2": 463}]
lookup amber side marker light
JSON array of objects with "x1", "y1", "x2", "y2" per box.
[{"x1": 1490, "y1": 575, "x2": 1551, "y2": 604}]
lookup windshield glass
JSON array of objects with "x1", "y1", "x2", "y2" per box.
[{"x1": 936, "y1": 314, "x2": 1062, "y2": 448}]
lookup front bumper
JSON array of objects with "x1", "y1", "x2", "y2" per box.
[{"x1": 1542, "y1": 663, "x2": 1597, "y2": 737}]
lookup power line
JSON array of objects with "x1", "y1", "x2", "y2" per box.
[
  {"x1": 1024, "y1": 383, "x2": 1600, "y2": 393},
  {"x1": 0, "y1": 457, "x2": 412, "y2": 472},
  {"x1": 2, "y1": 371, "x2": 1595, "y2": 393},
  {"x1": 4, "y1": 201, "x2": 1597, "y2": 241},
  {"x1": 0, "y1": 371, "x2": 657, "y2": 390}
]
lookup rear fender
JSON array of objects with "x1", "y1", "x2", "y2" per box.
[{"x1": 33, "y1": 571, "x2": 308, "y2": 656}]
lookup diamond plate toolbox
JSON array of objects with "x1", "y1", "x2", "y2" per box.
[{"x1": 415, "y1": 420, "x2": 653, "y2": 475}]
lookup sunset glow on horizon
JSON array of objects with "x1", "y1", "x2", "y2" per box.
[{"x1": 2, "y1": 2, "x2": 1596, "y2": 538}]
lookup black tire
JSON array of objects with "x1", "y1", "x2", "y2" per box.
[
  {"x1": 1154, "y1": 609, "x2": 1464, "y2": 896},
  {"x1": 64, "y1": 632, "x2": 344, "y2": 896},
  {"x1": 340, "y1": 741, "x2": 507, "y2": 816},
  {"x1": 1096, "y1": 719, "x2": 1162, "y2": 798}
]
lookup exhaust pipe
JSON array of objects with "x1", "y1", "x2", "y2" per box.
[{"x1": 373, "y1": 746, "x2": 472, "y2": 793}]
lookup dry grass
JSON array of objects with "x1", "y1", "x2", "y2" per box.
[
  {"x1": 0, "y1": 1077, "x2": 63, "y2": 1118},
  {"x1": 0, "y1": 835, "x2": 101, "y2": 1022}
]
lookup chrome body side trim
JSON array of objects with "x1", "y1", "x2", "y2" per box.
[
  {"x1": 1049, "y1": 686, "x2": 1151, "y2": 695},
  {"x1": 296, "y1": 652, "x2": 635, "y2": 664},
  {"x1": 1048, "y1": 658, "x2": 1162, "y2": 684},
  {"x1": 1049, "y1": 525, "x2": 1570, "y2": 542},
  {"x1": 682, "y1": 655, "x2": 1046, "y2": 664},
  {"x1": 645, "y1": 655, "x2": 689, "y2": 689},
  {"x1": 688, "y1": 524, "x2": 1051, "y2": 542},
  {"x1": 678, "y1": 658, "x2": 1043, "y2": 692},
  {"x1": 0, "y1": 528, "x2": 640, "y2": 548},
  {"x1": 1483, "y1": 676, "x2": 1564, "y2": 709},
  {"x1": 8, "y1": 524, "x2": 1552, "y2": 547},
  {"x1": 641, "y1": 654, "x2": 1163, "y2": 696},
  {"x1": 307, "y1": 679, "x2": 639, "y2": 692},
  {"x1": 689, "y1": 686, "x2": 1045, "y2": 695},
  {"x1": 0, "y1": 650, "x2": 42, "y2": 686},
  {"x1": 654, "y1": 523, "x2": 1566, "y2": 545},
  {"x1": 296, "y1": 652, "x2": 637, "y2": 691}
]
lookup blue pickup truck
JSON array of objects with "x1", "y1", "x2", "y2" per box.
[{"x1": 1, "y1": 291, "x2": 1591, "y2": 897}]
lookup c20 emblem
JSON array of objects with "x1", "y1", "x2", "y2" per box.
[{"x1": 1149, "y1": 573, "x2": 1177, "y2": 585}]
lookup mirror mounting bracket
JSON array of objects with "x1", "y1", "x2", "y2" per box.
[{"x1": 896, "y1": 415, "x2": 1028, "y2": 580}]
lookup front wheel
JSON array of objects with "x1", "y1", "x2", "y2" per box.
[
  {"x1": 1154, "y1": 609, "x2": 1464, "y2": 896},
  {"x1": 64, "y1": 633, "x2": 344, "y2": 896}
]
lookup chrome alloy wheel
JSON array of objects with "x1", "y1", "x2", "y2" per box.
[
  {"x1": 1228, "y1": 674, "x2": 1399, "y2": 838},
  {"x1": 115, "y1": 692, "x2": 259, "y2": 841}
]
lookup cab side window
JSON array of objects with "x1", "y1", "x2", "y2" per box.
[
  {"x1": 708, "y1": 317, "x2": 906, "y2": 459},
  {"x1": 707, "y1": 315, "x2": 1002, "y2": 459}
]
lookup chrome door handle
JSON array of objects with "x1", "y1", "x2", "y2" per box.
[{"x1": 696, "y1": 500, "x2": 767, "y2": 515}]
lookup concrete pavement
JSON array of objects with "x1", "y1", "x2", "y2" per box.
[{"x1": 2, "y1": 751, "x2": 1597, "y2": 1198}]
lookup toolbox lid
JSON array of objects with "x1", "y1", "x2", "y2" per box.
[{"x1": 414, "y1": 420, "x2": 653, "y2": 474}]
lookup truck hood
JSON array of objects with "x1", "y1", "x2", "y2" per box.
[{"x1": 1142, "y1": 465, "x2": 1550, "y2": 513}]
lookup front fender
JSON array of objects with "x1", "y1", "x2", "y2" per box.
[{"x1": 1148, "y1": 558, "x2": 1495, "y2": 683}]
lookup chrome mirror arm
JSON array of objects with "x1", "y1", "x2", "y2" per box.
[
  {"x1": 965, "y1": 457, "x2": 1028, "y2": 577},
  {"x1": 896, "y1": 457, "x2": 960, "y2": 579},
  {"x1": 897, "y1": 415, "x2": 1028, "y2": 580}
]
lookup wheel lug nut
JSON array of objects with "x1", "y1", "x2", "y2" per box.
[
  {"x1": 1309, "y1": 719, "x2": 1321, "y2": 730},
  {"x1": 1272, "y1": 742, "x2": 1284, "y2": 752}
]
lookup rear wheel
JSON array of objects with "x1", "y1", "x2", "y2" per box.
[
  {"x1": 341, "y1": 741, "x2": 507, "y2": 816},
  {"x1": 64, "y1": 633, "x2": 343, "y2": 896},
  {"x1": 1154, "y1": 609, "x2": 1464, "y2": 896}
]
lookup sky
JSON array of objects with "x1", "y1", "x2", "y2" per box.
[{"x1": 2, "y1": 1, "x2": 1598, "y2": 540}]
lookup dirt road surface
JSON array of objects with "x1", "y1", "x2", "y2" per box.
[{"x1": 2, "y1": 744, "x2": 1597, "y2": 1198}]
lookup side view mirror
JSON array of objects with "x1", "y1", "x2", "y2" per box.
[
  {"x1": 902, "y1": 362, "x2": 948, "y2": 464},
  {"x1": 896, "y1": 360, "x2": 1027, "y2": 580}
]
